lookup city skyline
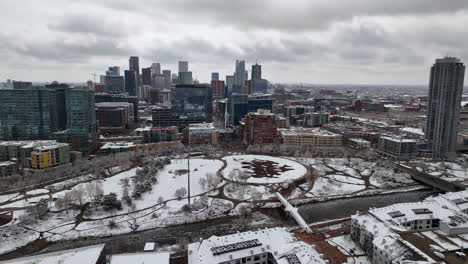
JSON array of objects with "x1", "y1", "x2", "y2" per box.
[{"x1": 1, "y1": 0, "x2": 468, "y2": 85}]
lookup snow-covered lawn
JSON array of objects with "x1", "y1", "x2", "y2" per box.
[
  {"x1": 222, "y1": 155, "x2": 307, "y2": 184},
  {"x1": 311, "y1": 177, "x2": 365, "y2": 197}
]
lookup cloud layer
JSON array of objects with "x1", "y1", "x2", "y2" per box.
[{"x1": 1, "y1": 0, "x2": 467, "y2": 85}]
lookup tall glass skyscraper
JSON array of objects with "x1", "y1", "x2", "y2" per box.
[
  {"x1": 124, "y1": 70, "x2": 137, "y2": 96},
  {"x1": 0, "y1": 88, "x2": 56, "y2": 139},
  {"x1": 426, "y1": 57, "x2": 465, "y2": 157},
  {"x1": 152, "y1": 84, "x2": 212, "y2": 128},
  {"x1": 66, "y1": 88, "x2": 99, "y2": 153}
]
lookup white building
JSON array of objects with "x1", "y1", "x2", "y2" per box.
[
  {"x1": 351, "y1": 190, "x2": 468, "y2": 263},
  {"x1": 188, "y1": 227, "x2": 326, "y2": 264},
  {"x1": 0, "y1": 244, "x2": 105, "y2": 264},
  {"x1": 348, "y1": 138, "x2": 371, "y2": 149},
  {"x1": 280, "y1": 128, "x2": 342, "y2": 148},
  {"x1": 109, "y1": 251, "x2": 169, "y2": 264}
]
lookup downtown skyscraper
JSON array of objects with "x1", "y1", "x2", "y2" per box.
[{"x1": 426, "y1": 57, "x2": 465, "y2": 158}]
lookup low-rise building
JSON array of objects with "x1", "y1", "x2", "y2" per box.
[
  {"x1": 280, "y1": 128, "x2": 342, "y2": 148},
  {"x1": 30, "y1": 143, "x2": 70, "y2": 169},
  {"x1": 0, "y1": 161, "x2": 17, "y2": 177},
  {"x1": 0, "y1": 140, "x2": 70, "y2": 169},
  {"x1": 378, "y1": 136, "x2": 418, "y2": 160},
  {"x1": 188, "y1": 227, "x2": 326, "y2": 264},
  {"x1": 100, "y1": 142, "x2": 136, "y2": 154},
  {"x1": 348, "y1": 138, "x2": 371, "y2": 149},
  {"x1": 140, "y1": 126, "x2": 179, "y2": 143},
  {"x1": 1, "y1": 244, "x2": 105, "y2": 264},
  {"x1": 184, "y1": 123, "x2": 218, "y2": 145},
  {"x1": 304, "y1": 112, "x2": 330, "y2": 127},
  {"x1": 351, "y1": 190, "x2": 468, "y2": 263},
  {"x1": 275, "y1": 115, "x2": 290, "y2": 128}
]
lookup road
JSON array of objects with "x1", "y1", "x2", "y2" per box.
[{"x1": 0, "y1": 189, "x2": 436, "y2": 261}]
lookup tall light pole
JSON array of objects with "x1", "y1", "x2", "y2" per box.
[{"x1": 187, "y1": 152, "x2": 191, "y2": 209}]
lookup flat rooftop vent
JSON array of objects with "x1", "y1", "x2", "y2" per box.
[
  {"x1": 412, "y1": 208, "x2": 432, "y2": 214},
  {"x1": 284, "y1": 253, "x2": 302, "y2": 264},
  {"x1": 210, "y1": 239, "x2": 262, "y2": 256},
  {"x1": 388, "y1": 211, "x2": 405, "y2": 218}
]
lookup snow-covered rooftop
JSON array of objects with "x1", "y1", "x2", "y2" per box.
[
  {"x1": 280, "y1": 128, "x2": 340, "y2": 137},
  {"x1": 370, "y1": 200, "x2": 468, "y2": 231},
  {"x1": 110, "y1": 252, "x2": 169, "y2": 264},
  {"x1": 373, "y1": 235, "x2": 434, "y2": 263},
  {"x1": 188, "y1": 123, "x2": 216, "y2": 132},
  {"x1": 380, "y1": 136, "x2": 417, "y2": 143},
  {"x1": 101, "y1": 142, "x2": 136, "y2": 149},
  {"x1": 32, "y1": 142, "x2": 68, "y2": 152},
  {"x1": 144, "y1": 242, "x2": 155, "y2": 251},
  {"x1": 401, "y1": 127, "x2": 425, "y2": 136},
  {"x1": 431, "y1": 190, "x2": 468, "y2": 213},
  {"x1": 0, "y1": 244, "x2": 105, "y2": 264},
  {"x1": 188, "y1": 227, "x2": 326, "y2": 264},
  {"x1": 348, "y1": 138, "x2": 370, "y2": 143},
  {"x1": 0, "y1": 160, "x2": 16, "y2": 166}
]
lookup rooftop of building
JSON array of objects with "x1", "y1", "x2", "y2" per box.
[
  {"x1": 354, "y1": 190, "x2": 468, "y2": 235},
  {"x1": 187, "y1": 227, "x2": 326, "y2": 264},
  {"x1": 109, "y1": 251, "x2": 170, "y2": 264},
  {"x1": 135, "y1": 126, "x2": 178, "y2": 132},
  {"x1": 0, "y1": 160, "x2": 16, "y2": 167},
  {"x1": 401, "y1": 127, "x2": 425, "y2": 136},
  {"x1": 348, "y1": 138, "x2": 370, "y2": 143},
  {"x1": 32, "y1": 142, "x2": 69, "y2": 152},
  {"x1": 101, "y1": 142, "x2": 136, "y2": 149},
  {"x1": 95, "y1": 102, "x2": 133, "y2": 108},
  {"x1": 188, "y1": 123, "x2": 216, "y2": 130},
  {"x1": 436, "y1": 56, "x2": 461, "y2": 63},
  {"x1": 373, "y1": 234, "x2": 434, "y2": 263},
  {"x1": 0, "y1": 140, "x2": 66, "y2": 150},
  {"x1": 0, "y1": 244, "x2": 105, "y2": 264},
  {"x1": 279, "y1": 128, "x2": 340, "y2": 137},
  {"x1": 380, "y1": 136, "x2": 418, "y2": 143},
  {"x1": 249, "y1": 109, "x2": 275, "y2": 116}
]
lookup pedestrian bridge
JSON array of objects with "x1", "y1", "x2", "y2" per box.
[{"x1": 274, "y1": 192, "x2": 312, "y2": 233}]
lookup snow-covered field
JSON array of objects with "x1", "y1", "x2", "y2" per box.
[
  {"x1": 289, "y1": 158, "x2": 417, "y2": 199},
  {"x1": 0, "y1": 155, "x2": 425, "y2": 257}
]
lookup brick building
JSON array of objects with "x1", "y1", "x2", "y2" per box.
[
  {"x1": 211, "y1": 80, "x2": 225, "y2": 98},
  {"x1": 241, "y1": 109, "x2": 281, "y2": 145}
]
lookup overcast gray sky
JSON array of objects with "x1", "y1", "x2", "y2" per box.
[{"x1": 1, "y1": 0, "x2": 467, "y2": 85}]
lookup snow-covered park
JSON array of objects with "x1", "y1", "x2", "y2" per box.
[{"x1": 0, "y1": 154, "x2": 423, "y2": 256}]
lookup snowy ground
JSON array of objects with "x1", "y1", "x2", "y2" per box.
[
  {"x1": 0, "y1": 155, "x2": 424, "y2": 256},
  {"x1": 413, "y1": 161, "x2": 468, "y2": 182},
  {"x1": 290, "y1": 158, "x2": 417, "y2": 199},
  {"x1": 222, "y1": 155, "x2": 307, "y2": 184}
]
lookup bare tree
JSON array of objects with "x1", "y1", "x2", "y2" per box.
[{"x1": 175, "y1": 187, "x2": 187, "y2": 200}]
